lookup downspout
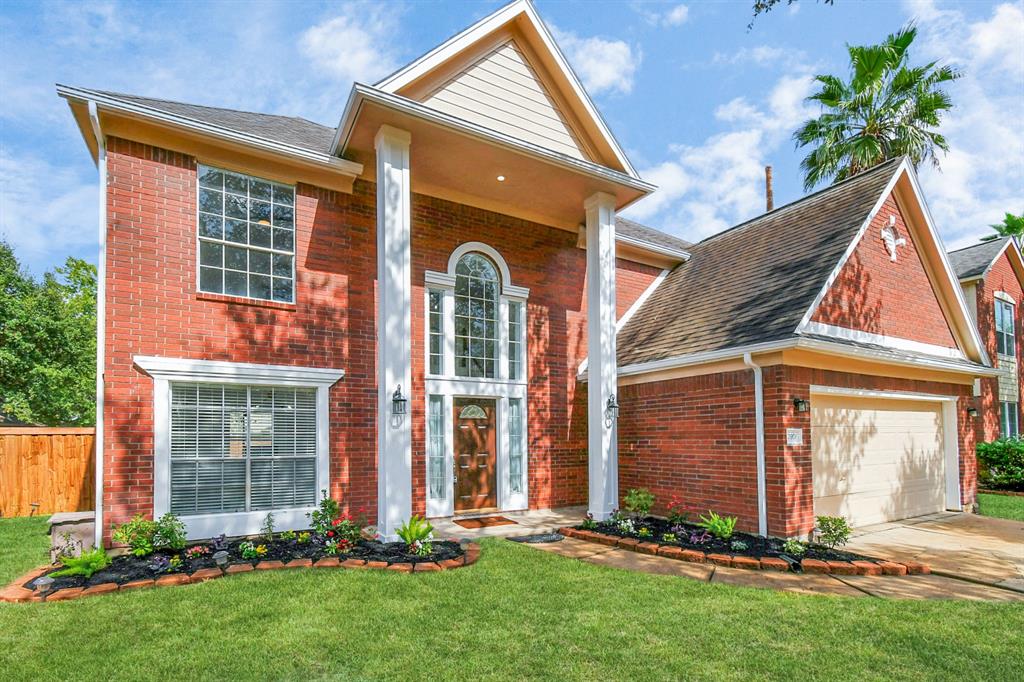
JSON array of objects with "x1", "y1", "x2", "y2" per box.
[
  {"x1": 88, "y1": 101, "x2": 107, "y2": 548},
  {"x1": 743, "y1": 353, "x2": 768, "y2": 537}
]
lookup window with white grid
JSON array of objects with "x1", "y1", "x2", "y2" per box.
[
  {"x1": 508, "y1": 398, "x2": 524, "y2": 494},
  {"x1": 197, "y1": 164, "x2": 295, "y2": 303},
  {"x1": 508, "y1": 300, "x2": 523, "y2": 381},
  {"x1": 427, "y1": 395, "x2": 446, "y2": 499},
  {"x1": 169, "y1": 383, "x2": 317, "y2": 516},
  {"x1": 454, "y1": 253, "x2": 499, "y2": 378},
  {"x1": 428, "y1": 290, "x2": 444, "y2": 375}
]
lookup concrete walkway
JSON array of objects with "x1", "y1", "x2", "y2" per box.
[
  {"x1": 432, "y1": 506, "x2": 587, "y2": 540},
  {"x1": 845, "y1": 512, "x2": 1024, "y2": 592},
  {"x1": 525, "y1": 536, "x2": 1024, "y2": 601}
]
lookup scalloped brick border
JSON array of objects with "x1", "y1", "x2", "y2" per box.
[
  {"x1": 558, "y1": 528, "x2": 928, "y2": 577},
  {"x1": 0, "y1": 542, "x2": 481, "y2": 604}
]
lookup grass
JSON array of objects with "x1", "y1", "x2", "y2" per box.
[
  {"x1": 1, "y1": 518, "x2": 1022, "y2": 681},
  {"x1": 978, "y1": 492, "x2": 1024, "y2": 521}
]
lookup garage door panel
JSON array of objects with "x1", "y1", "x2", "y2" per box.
[{"x1": 811, "y1": 394, "x2": 947, "y2": 527}]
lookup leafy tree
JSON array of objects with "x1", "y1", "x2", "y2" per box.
[
  {"x1": 0, "y1": 241, "x2": 97, "y2": 425},
  {"x1": 981, "y1": 212, "x2": 1024, "y2": 245},
  {"x1": 793, "y1": 24, "x2": 960, "y2": 190}
]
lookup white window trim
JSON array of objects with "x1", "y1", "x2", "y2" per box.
[
  {"x1": 134, "y1": 355, "x2": 344, "y2": 539},
  {"x1": 1001, "y1": 401, "x2": 1019, "y2": 437},
  {"x1": 995, "y1": 297, "x2": 1016, "y2": 357},
  {"x1": 422, "y1": 243, "x2": 530, "y2": 516}
]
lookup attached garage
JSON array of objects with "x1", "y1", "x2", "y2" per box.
[{"x1": 810, "y1": 389, "x2": 960, "y2": 528}]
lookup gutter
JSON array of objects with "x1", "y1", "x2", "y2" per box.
[
  {"x1": 614, "y1": 233, "x2": 691, "y2": 262},
  {"x1": 743, "y1": 353, "x2": 768, "y2": 537},
  {"x1": 88, "y1": 101, "x2": 106, "y2": 549}
]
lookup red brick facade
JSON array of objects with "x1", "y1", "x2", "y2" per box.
[
  {"x1": 615, "y1": 259, "x2": 662, "y2": 318},
  {"x1": 812, "y1": 193, "x2": 958, "y2": 349},
  {"x1": 970, "y1": 249, "x2": 1024, "y2": 443}
]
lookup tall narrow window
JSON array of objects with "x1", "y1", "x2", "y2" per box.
[
  {"x1": 197, "y1": 164, "x2": 295, "y2": 303},
  {"x1": 508, "y1": 398, "x2": 524, "y2": 494},
  {"x1": 428, "y1": 290, "x2": 444, "y2": 375},
  {"x1": 427, "y1": 396, "x2": 446, "y2": 499},
  {"x1": 508, "y1": 300, "x2": 523, "y2": 381},
  {"x1": 1001, "y1": 401, "x2": 1019, "y2": 438},
  {"x1": 454, "y1": 253, "x2": 499, "y2": 378},
  {"x1": 169, "y1": 383, "x2": 317, "y2": 515},
  {"x1": 996, "y1": 299, "x2": 1016, "y2": 356}
]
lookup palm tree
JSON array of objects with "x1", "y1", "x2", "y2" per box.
[
  {"x1": 981, "y1": 212, "x2": 1024, "y2": 245},
  {"x1": 794, "y1": 24, "x2": 960, "y2": 191}
]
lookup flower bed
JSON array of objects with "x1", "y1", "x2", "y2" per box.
[{"x1": 560, "y1": 515, "x2": 929, "y2": 577}]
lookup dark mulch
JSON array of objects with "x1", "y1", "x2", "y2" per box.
[
  {"x1": 577, "y1": 517, "x2": 870, "y2": 565},
  {"x1": 29, "y1": 535, "x2": 464, "y2": 591}
]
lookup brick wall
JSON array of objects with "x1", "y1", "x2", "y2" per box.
[
  {"x1": 973, "y1": 249, "x2": 1024, "y2": 442},
  {"x1": 812, "y1": 192, "x2": 958, "y2": 348},
  {"x1": 618, "y1": 363, "x2": 976, "y2": 537},
  {"x1": 615, "y1": 258, "x2": 662, "y2": 318}
]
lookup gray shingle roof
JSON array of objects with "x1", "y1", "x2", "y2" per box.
[
  {"x1": 947, "y1": 238, "x2": 1009, "y2": 280},
  {"x1": 616, "y1": 217, "x2": 692, "y2": 253},
  {"x1": 617, "y1": 158, "x2": 904, "y2": 366},
  {"x1": 91, "y1": 89, "x2": 337, "y2": 154}
]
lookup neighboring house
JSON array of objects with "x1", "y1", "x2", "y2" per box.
[
  {"x1": 58, "y1": 0, "x2": 995, "y2": 545},
  {"x1": 948, "y1": 238, "x2": 1024, "y2": 442}
]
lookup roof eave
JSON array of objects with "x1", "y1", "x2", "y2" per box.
[{"x1": 615, "y1": 233, "x2": 691, "y2": 262}]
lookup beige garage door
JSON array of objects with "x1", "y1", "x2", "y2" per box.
[{"x1": 811, "y1": 394, "x2": 947, "y2": 528}]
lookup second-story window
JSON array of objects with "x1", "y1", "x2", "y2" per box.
[
  {"x1": 197, "y1": 164, "x2": 295, "y2": 303},
  {"x1": 454, "y1": 253, "x2": 499, "y2": 378},
  {"x1": 996, "y1": 298, "x2": 1015, "y2": 356}
]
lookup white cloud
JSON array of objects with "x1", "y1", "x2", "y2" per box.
[
  {"x1": 636, "y1": 3, "x2": 689, "y2": 27},
  {"x1": 0, "y1": 151, "x2": 98, "y2": 273},
  {"x1": 625, "y1": 72, "x2": 815, "y2": 240},
  {"x1": 664, "y1": 4, "x2": 690, "y2": 26},
  {"x1": 300, "y1": 10, "x2": 399, "y2": 84},
  {"x1": 712, "y1": 45, "x2": 809, "y2": 70},
  {"x1": 904, "y1": 0, "x2": 1024, "y2": 248},
  {"x1": 551, "y1": 27, "x2": 641, "y2": 95}
]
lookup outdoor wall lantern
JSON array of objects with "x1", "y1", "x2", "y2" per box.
[
  {"x1": 605, "y1": 393, "x2": 620, "y2": 422},
  {"x1": 967, "y1": 406, "x2": 979, "y2": 419},
  {"x1": 793, "y1": 397, "x2": 810, "y2": 413},
  {"x1": 392, "y1": 385, "x2": 408, "y2": 416}
]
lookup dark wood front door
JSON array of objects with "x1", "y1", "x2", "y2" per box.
[{"x1": 454, "y1": 398, "x2": 497, "y2": 512}]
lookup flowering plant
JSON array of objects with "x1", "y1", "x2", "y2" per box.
[
  {"x1": 580, "y1": 513, "x2": 598, "y2": 530},
  {"x1": 324, "y1": 537, "x2": 352, "y2": 556},
  {"x1": 617, "y1": 518, "x2": 636, "y2": 534},
  {"x1": 296, "y1": 532, "x2": 311, "y2": 545},
  {"x1": 637, "y1": 527, "x2": 652, "y2": 538},
  {"x1": 239, "y1": 541, "x2": 268, "y2": 560},
  {"x1": 185, "y1": 545, "x2": 210, "y2": 560},
  {"x1": 667, "y1": 495, "x2": 689, "y2": 525},
  {"x1": 688, "y1": 530, "x2": 711, "y2": 545}
]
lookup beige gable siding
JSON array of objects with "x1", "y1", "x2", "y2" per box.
[{"x1": 422, "y1": 41, "x2": 589, "y2": 160}]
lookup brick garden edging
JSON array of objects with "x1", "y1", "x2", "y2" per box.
[
  {"x1": 558, "y1": 528, "x2": 930, "y2": 577},
  {"x1": 0, "y1": 542, "x2": 481, "y2": 604}
]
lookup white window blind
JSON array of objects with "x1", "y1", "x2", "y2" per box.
[{"x1": 170, "y1": 383, "x2": 317, "y2": 516}]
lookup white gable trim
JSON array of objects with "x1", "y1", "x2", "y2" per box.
[
  {"x1": 794, "y1": 159, "x2": 990, "y2": 366},
  {"x1": 358, "y1": 0, "x2": 638, "y2": 178},
  {"x1": 801, "y1": 321, "x2": 966, "y2": 361}
]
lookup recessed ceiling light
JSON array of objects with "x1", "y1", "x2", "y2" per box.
[{"x1": 496, "y1": 175, "x2": 506, "y2": 182}]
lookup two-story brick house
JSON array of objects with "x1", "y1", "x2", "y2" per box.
[
  {"x1": 59, "y1": 0, "x2": 996, "y2": 546},
  {"x1": 949, "y1": 238, "x2": 1024, "y2": 442}
]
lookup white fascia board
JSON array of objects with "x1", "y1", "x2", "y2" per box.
[
  {"x1": 57, "y1": 85, "x2": 363, "y2": 177},
  {"x1": 800, "y1": 321, "x2": 967, "y2": 361},
  {"x1": 588, "y1": 339, "x2": 797, "y2": 382},
  {"x1": 364, "y1": 0, "x2": 639, "y2": 178},
  {"x1": 809, "y1": 385, "x2": 957, "y2": 402},
  {"x1": 615, "y1": 233, "x2": 691, "y2": 262},
  {"x1": 336, "y1": 85, "x2": 655, "y2": 196},
  {"x1": 134, "y1": 356, "x2": 345, "y2": 386}
]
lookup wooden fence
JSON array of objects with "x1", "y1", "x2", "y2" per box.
[{"x1": 0, "y1": 427, "x2": 95, "y2": 518}]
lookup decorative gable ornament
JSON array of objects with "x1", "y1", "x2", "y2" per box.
[{"x1": 880, "y1": 215, "x2": 906, "y2": 262}]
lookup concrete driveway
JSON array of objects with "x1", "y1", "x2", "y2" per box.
[{"x1": 845, "y1": 512, "x2": 1024, "y2": 592}]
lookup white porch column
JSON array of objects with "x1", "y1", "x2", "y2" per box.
[
  {"x1": 375, "y1": 125, "x2": 412, "y2": 540},
  {"x1": 585, "y1": 192, "x2": 618, "y2": 520}
]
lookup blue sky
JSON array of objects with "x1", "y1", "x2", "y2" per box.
[{"x1": 1, "y1": 0, "x2": 1021, "y2": 275}]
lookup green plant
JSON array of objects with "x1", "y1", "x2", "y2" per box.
[
  {"x1": 977, "y1": 438, "x2": 1024, "y2": 490},
  {"x1": 153, "y1": 513, "x2": 187, "y2": 551},
  {"x1": 661, "y1": 533, "x2": 677, "y2": 543},
  {"x1": 280, "y1": 530, "x2": 297, "y2": 542},
  {"x1": 623, "y1": 488, "x2": 655, "y2": 518},
  {"x1": 50, "y1": 548, "x2": 111, "y2": 578},
  {"x1": 296, "y1": 531, "x2": 311, "y2": 544},
  {"x1": 637, "y1": 527, "x2": 652, "y2": 538},
  {"x1": 169, "y1": 555, "x2": 183, "y2": 570},
  {"x1": 730, "y1": 540, "x2": 749, "y2": 552},
  {"x1": 239, "y1": 541, "x2": 259, "y2": 560},
  {"x1": 782, "y1": 539, "x2": 807, "y2": 557},
  {"x1": 396, "y1": 515, "x2": 434, "y2": 546},
  {"x1": 580, "y1": 513, "x2": 597, "y2": 530},
  {"x1": 184, "y1": 545, "x2": 209, "y2": 560},
  {"x1": 698, "y1": 511, "x2": 737, "y2": 540},
  {"x1": 261, "y1": 512, "x2": 276, "y2": 543},
  {"x1": 112, "y1": 515, "x2": 158, "y2": 557},
  {"x1": 666, "y1": 495, "x2": 688, "y2": 525},
  {"x1": 308, "y1": 489, "x2": 341, "y2": 536},
  {"x1": 815, "y1": 516, "x2": 852, "y2": 549}
]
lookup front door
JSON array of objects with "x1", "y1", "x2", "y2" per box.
[{"x1": 454, "y1": 397, "x2": 497, "y2": 512}]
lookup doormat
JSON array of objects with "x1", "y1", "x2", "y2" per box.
[{"x1": 453, "y1": 515, "x2": 517, "y2": 529}]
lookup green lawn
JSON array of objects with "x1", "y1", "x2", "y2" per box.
[
  {"x1": 1, "y1": 517, "x2": 1022, "y2": 681},
  {"x1": 978, "y1": 492, "x2": 1024, "y2": 521}
]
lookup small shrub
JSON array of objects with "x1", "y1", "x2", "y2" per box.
[
  {"x1": 153, "y1": 513, "x2": 187, "y2": 551},
  {"x1": 977, "y1": 438, "x2": 1024, "y2": 490},
  {"x1": 623, "y1": 488, "x2": 655, "y2": 518},
  {"x1": 396, "y1": 515, "x2": 434, "y2": 556},
  {"x1": 50, "y1": 548, "x2": 111, "y2": 579},
  {"x1": 666, "y1": 495, "x2": 688, "y2": 525},
  {"x1": 296, "y1": 531, "x2": 311, "y2": 545},
  {"x1": 280, "y1": 530, "x2": 297, "y2": 542},
  {"x1": 580, "y1": 513, "x2": 598, "y2": 530},
  {"x1": 730, "y1": 540, "x2": 749, "y2": 552},
  {"x1": 815, "y1": 515, "x2": 852, "y2": 549},
  {"x1": 661, "y1": 532, "x2": 677, "y2": 543},
  {"x1": 782, "y1": 539, "x2": 807, "y2": 557},
  {"x1": 261, "y1": 512, "x2": 276, "y2": 543},
  {"x1": 239, "y1": 541, "x2": 266, "y2": 560},
  {"x1": 698, "y1": 510, "x2": 738, "y2": 540},
  {"x1": 112, "y1": 515, "x2": 157, "y2": 557},
  {"x1": 169, "y1": 555, "x2": 183, "y2": 570},
  {"x1": 637, "y1": 527, "x2": 652, "y2": 538},
  {"x1": 308, "y1": 489, "x2": 341, "y2": 536}
]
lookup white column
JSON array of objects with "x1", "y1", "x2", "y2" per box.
[
  {"x1": 585, "y1": 192, "x2": 618, "y2": 520},
  {"x1": 376, "y1": 125, "x2": 412, "y2": 540}
]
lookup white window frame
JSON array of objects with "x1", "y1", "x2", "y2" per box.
[
  {"x1": 134, "y1": 355, "x2": 344, "y2": 539},
  {"x1": 1001, "y1": 401, "x2": 1019, "y2": 438},
  {"x1": 995, "y1": 296, "x2": 1016, "y2": 357},
  {"x1": 423, "y1": 242, "x2": 530, "y2": 517}
]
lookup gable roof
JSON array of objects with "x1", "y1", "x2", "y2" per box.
[
  {"x1": 617, "y1": 158, "x2": 905, "y2": 366},
  {"x1": 616, "y1": 217, "x2": 692, "y2": 254},
  {"x1": 948, "y1": 238, "x2": 1012, "y2": 281}
]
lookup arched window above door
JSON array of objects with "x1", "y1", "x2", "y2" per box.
[{"x1": 454, "y1": 253, "x2": 499, "y2": 378}]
